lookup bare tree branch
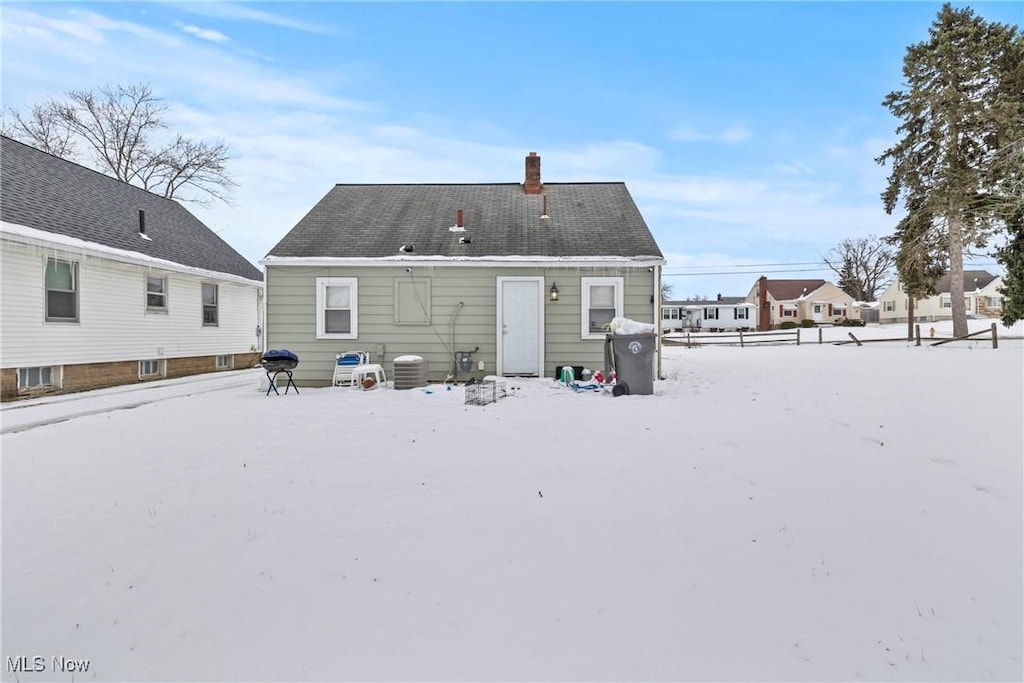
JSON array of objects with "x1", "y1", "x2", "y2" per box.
[
  {"x1": 3, "y1": 83, "x2": 235, "y2": 205},
  {"x1": 822, "y1": 236, "x2": 896, "y2": 300}
]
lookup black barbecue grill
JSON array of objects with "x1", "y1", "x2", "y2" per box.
[{"x1": 261, "y1": 349, "x2": 299, "y2": 396}]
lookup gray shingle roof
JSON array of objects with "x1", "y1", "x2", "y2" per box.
[
  {"x1": 266, "y1": 182, "x2": 663, "y2": 259},
  {"x1": 935, "y1": 270, "x2": 997, "y2": 293},
  {"x1": 1, "y1": 136, "x2": 262, "y2": 281}
]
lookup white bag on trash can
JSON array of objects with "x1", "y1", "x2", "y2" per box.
[{"x1": 608, "y1": 316, "x2": 656, "y2": 335}]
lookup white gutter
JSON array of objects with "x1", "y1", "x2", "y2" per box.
[{"x1": 2, "y1": 221, "x2": 263, "y2": 286}]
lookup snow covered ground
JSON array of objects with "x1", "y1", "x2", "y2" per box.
[{"x1": 2, "y1": 321, "x2": 1022, "y2": 681}]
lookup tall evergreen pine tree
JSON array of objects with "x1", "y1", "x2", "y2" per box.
[{"x1": 877, "y1": 4, "x2": 1023, "y2": 337}]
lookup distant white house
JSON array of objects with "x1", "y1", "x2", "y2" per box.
[
  {"x1": 0, "y1": 136, "x2": 264, "y2": 400},
  {"x1": 876, "y1": 270, "x2": 1002, "y2": 324},
  {"x1": 662, "y1": 295, "x2": 755, "y2": 332}
]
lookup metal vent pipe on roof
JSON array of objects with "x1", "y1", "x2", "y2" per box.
[{"x1": 139, "y1": 209, "x2": 146, "y2": 234}]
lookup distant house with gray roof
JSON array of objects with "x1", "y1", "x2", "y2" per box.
[
  {"x1": 0, "y1": 136, "x2": 263, "y2": 400},
  {"x1": 876, "y1": 270, "x2": 1003, "y2": 323},
  {"x1": 263, "y1": 152, "x2": 665, "y2": 385}
]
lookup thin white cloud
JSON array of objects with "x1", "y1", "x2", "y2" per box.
[
  {"x1": 179, "y1": 23, "x2": 229, "y2": 44},
  {"x1": 670, "y1": 123, "x2": 753, "y2": 145},
  {"x1": 167, "y1": 2, "x2": 335, "y2": 35}
]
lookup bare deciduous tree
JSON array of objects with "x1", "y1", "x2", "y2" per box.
[
  {"x1": 2, "y1": 101, "x2": 77, "y2": 158},
  {"x1": 822, "y1": 235, "x2": 896, "y2": 301},
  {"x1": 2, "y1": 83, "x2": 234, "y2": 205}
]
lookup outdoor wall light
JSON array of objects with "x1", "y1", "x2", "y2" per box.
[{"x1": 549, "y1": 283, "x2": 559, "y2": 301}]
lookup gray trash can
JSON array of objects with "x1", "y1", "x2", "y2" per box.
[{"x1": 606, "y1": 333, "x2": 656, "y2": 395}]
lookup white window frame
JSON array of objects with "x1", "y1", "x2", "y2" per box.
[
  {"x1": 703, "y1": 307, "x2": 719, "y2": 320},
  {"x1": 735, "y1": 307, "x2": 750, "y2": 320},
  {"x1": 215, "y1": 354, "x2": 233, "y2": 370},
  {"x1": 44, "y1": 257, "x2": 79, "y2": 323},
  {"x1": 316, "y1": 277, "x2": 359, "y2": 339},
  {"x1": 18, "y1": 366, "x2": 60, "y2": 392},
  {"x1": 883, "y1": 300, "x2": 895, "y2": 312},
  {"x1": 146, "y1": 274, "x2": 168, "y2": 313},
  {"x1": 832, "y1": 304, "x2": 847, "y2": 316},
  {"x1": 139, "y1": 359, "x2": 165, "y2": 379},
  {"x1": 580, "y1": 277, "x2": 623, "y2": 340},
  {"x1": 202, "y1": 283, "x2": 219, "y2": 326}
]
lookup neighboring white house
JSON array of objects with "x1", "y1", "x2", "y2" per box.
[
  {"x1": 876, "y1": 270, "x2": 1002, "y2": 324},
  {"x1": 662, "y1": 295, "x2": 755, "y2": 332},
  {"x1": 0, "y1": 136, "x2": 264, "y2": 400}
]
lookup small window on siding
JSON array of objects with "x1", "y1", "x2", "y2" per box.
[
  {"x1": 18, "y1": 366, "x2": 60, "y2": 392},
  {"x1": 147, "y1": 275, "x2": 168, "y2": 312},
  {"x1": 884, "y1": 301, "x2": 895, "y2": 312},
  {"x1": 581, "y1": 277, "x2": 623, "y2": 339},
  {"x1": 736, "y1": 307, "x2": 750, "y2": 320},
  {"x1": 316, "y1": 277, "x2": 358, "y2": 339},
  {"x1": 394, "y1": 278, "x2": 431, "y2": 325},
  {"x1": 45, "y1": 258, "x2": 79, "y2": 322},
  {"x1": 215, "y1": 354, "x2": 233, "y2": 370},
  {"x1": 202, "y1": 283, "x2": 219, "y2": 326},
  {"x1": 139, "y1": 359, "x2": 165, "y2": 379}
]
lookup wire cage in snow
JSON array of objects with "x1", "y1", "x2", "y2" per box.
[{"x1": 465, "y1": 380, "x2": 507, "y2": 406}]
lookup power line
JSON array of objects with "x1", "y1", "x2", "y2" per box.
[
  {"x1": 663, "y1": 267, "x2": 833, "y2": 277},
  {"x1": 664, "y1": 261, "x2": 826, "y2": 270}
]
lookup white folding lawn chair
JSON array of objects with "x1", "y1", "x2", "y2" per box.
[{"x1": 333, "y1": 351, "x2": 369, "y2": 386}]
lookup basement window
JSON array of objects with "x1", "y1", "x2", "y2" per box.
[
  {"x1": 139, "y1": 359, "x2": 165, "y2": 379},
  {"x1": 18, "y1": 366, "x2": 60, "y2": 393}
]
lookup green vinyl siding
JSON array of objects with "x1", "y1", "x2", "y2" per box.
[{"x1": 265, "y1": 265, "x2": 656, "y2": 386}]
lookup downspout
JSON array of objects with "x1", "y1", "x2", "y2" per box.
[{"x1": 654, "y1": 265, "x2": 662, "y2": 380}]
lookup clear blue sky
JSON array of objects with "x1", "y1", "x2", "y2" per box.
[{"x1": 3, "y1": 1, "x2": 1019, "y2": 298}]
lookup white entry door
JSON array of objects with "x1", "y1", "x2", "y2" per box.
[
  {"x1": 497, "y1": 277, "x2": 544, "y2": 376},
  {"x1": 812, "y1": 304, "x2": 823, "y2": 322}
]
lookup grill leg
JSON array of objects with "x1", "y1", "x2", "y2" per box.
[{"x1": 266, "y1": 370, "x2": 280, "y2": 396}]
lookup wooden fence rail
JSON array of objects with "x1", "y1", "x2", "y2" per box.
[
  {"x1": 664, "y1": 329, "x2": 802, "y2": 347},
  {"x1": 835, "y1": 323, "x2": 1001, "y2": 348}
]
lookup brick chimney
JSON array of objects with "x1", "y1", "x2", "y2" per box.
[
  {"x1": 757, "y1": 276, "x2": 770, "y2": 331},
  {"x1": 456, "y1": 209, "x2": 464, "y2": 227},
  {"x1": 524, "y1": 152, "x2": 542, "y2": 194}
]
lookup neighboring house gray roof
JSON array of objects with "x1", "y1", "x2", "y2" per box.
[
  {"x1": 266, "y1": 182, "x2": 663, "y2": 259},
  {"x1": 764, "y1": 279, "x2": 830, "y2": 301},
  {"x1": 935, "y1": 270, "x2": 997, "y2": 293},
  {"x1": 0, "y1": 136, "x2": 262, "y2": 282}
]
